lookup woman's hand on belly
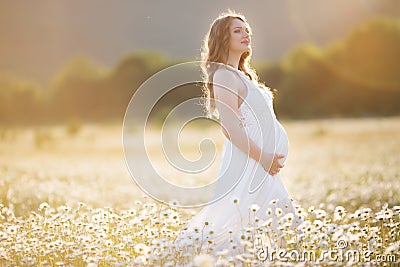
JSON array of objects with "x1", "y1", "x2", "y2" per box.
[{"x1": 260, "y1": 152, "x2": 285, "y2": 175}]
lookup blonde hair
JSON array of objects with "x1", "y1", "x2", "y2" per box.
[{"x1": 200, "y1": 10, "x2": 272, "y2": 118}]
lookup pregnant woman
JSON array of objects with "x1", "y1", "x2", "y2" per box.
[{"x1": 177, "y1": 10, "x2": 301, "y2": 255}]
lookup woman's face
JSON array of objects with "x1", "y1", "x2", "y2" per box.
[{"x1": 229, "y1": 18, "x2": 251, "y2": 55}]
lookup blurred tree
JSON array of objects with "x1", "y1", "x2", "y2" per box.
[
  {"x1": 49, "y1": 56, "x2": 108, "y2": 121},
  {"x1": 261, "y1": 16, "x2": 400, "y2": 119},
  {"x1": 0, "y1": 74, "x2": 43, "y2": 124},
  {"x1": 343, "y1": 17, "x2": 400, "y2": 89},
  {"x1": 107, "y1": 51, "x2": 169, "y2": 119}
]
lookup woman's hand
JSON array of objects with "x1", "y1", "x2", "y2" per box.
[{"x1": 260, "y1": 153, "x2": 285, "y2": 175}]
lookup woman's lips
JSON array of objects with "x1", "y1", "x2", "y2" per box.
[{"x1": 241, "y1": 41, "x2": 250, "y2": 45}]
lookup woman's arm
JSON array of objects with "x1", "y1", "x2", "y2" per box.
[{"x1": 213, "y1": 69, "x2": 283, "y2": 174}]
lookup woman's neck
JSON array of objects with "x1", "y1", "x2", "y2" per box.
[{"x1": 226, "y1": 53, "x2": 242, "y2": 69}]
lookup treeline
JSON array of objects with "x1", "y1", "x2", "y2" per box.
[
  {"x1": 1, "y1": 16, "x2": 399, "y2": 125},
  {"x1": 0, "y1": 52, "x2": 175, "y2": 125},
  {"x1": 263, "y1": 16, "x2": 400, "y2": 118}
]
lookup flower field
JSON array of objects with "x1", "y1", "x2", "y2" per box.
[{"x1": 0, "y1": 117, "x2": 399, "y2": 266}]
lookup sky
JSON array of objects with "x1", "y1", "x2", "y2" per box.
[{"x1": 0, "y1": 0, "x2": 399, "y2": 84}]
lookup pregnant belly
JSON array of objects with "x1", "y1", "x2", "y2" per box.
[
  {"x1": 244, "y1": 116, "x2": 289, "y2": 164},
  {"x1": 275, "y1": 122, "x2": 289, "y2": 165}
]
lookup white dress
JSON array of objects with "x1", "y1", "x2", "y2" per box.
[{"x1": 176, "y1": 64, "x2": 300, "y2": 255}]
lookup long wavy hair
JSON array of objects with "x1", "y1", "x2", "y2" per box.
[{"x1": 200, "y1": 10, "x2": 272, "y2": 118}]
